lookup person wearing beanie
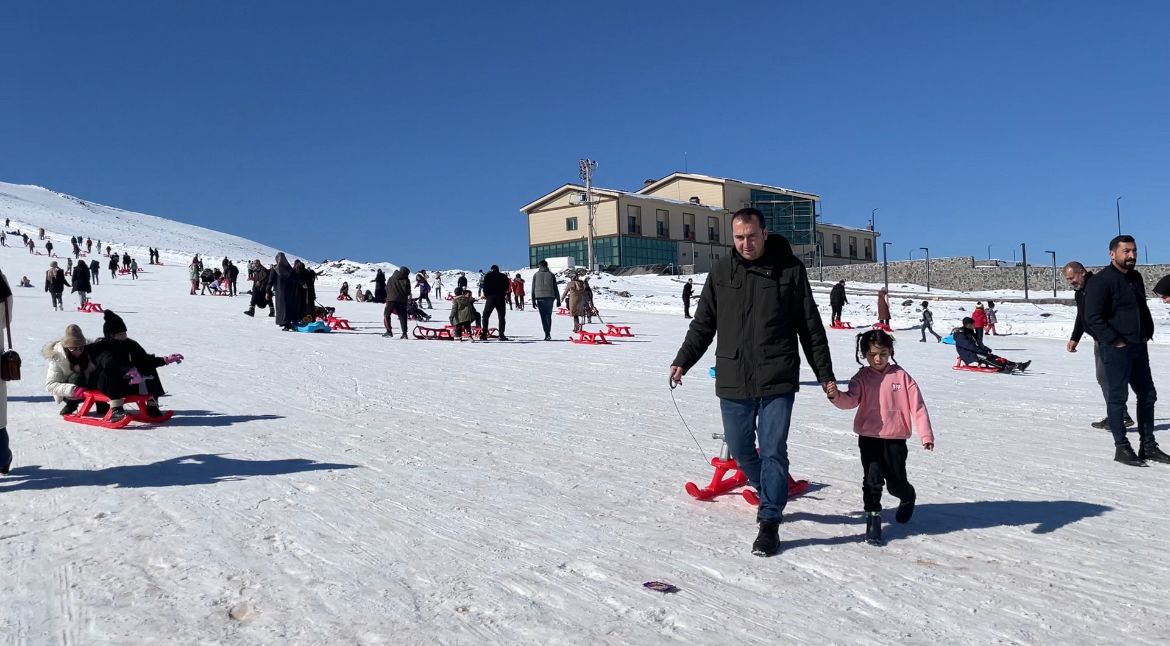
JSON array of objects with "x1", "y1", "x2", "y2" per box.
[
  {"x1": 43, "y1": 324, "x2": 94, "y2": 416},
  {"x1": 44, "y1": 261, "x2": 69, "y2": 311},
  {"x1": 84, "y1": 310, "x2": 184, "y2": 422},
  {"x1": 1155, "y1": 274, "x2": 1170, "y2": 304}
]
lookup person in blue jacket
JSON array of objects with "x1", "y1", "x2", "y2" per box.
[{"x1": 953, "y1": 317, "x2": 1029, "y2": 373}]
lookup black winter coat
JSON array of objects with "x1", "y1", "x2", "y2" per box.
[
  {"x1": 71, "y1": 263, "x2": 91, "y2": 294},
  {"x1": 672, "y1": 235, "x2": 835, "y2": 399},
  {"x1": 1070, "y1": 271, "x2": 1095, "y2": 343},
  {"x1": 830, "y1": 283, "x2": 846, "y2": 308},
  {"x1": 482, "y1": 270, "x2": 510, "y2": 298},
  {"x1": 271, "y1": 260, "x2": 300, "y2": 326},
  {"x1": 682, "y1": 282, "x2": 693, "y2": 300},
  {"x1": 46, "y1": 268, "x2": 68, "y2": 293},
  {"x1": 1085, "y1": 264, "x2": 1154, "y2": 346},
  {"x1": 386, "y1": 269, "x2": 411, "y2": 303},
  {"x1": 373, "y1": 271, "x2": 387, "y2": 303}
]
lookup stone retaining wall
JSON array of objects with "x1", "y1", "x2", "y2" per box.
[{"x1": 811, "y1": 257, "x2": 1170, "y2": 295}]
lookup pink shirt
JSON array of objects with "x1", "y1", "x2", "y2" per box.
[{"x1": 832, "y1": 364, "x2": 934, "y2": 445}]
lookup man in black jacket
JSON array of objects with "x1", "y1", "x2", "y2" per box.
[
  {"x1": 670, "y1": 208, "x2": 836, "y2": 556},
  {"x1": 1084, "y1": 235, "x2": 1168, "y2": 466},
  {"x1": 681, "y1": 279, "x2": 695, "y2": 318},
  {"x1": 481, "y1": 265, "x2": 510, "y2": 341},
  {"x1": 1064, "y1": 261, "x2": 1133, "y2": 429},
  {"x1": 1156, "y1": 274, "x2": 1170, "y2": 304},
  {"x1": 829, "y1": 280, "x2": 847, "y2": 324}
]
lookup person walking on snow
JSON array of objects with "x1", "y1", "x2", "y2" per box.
[
  {"x1": 415, "y1": 271, "x2": 432, "y2": 309},
  {"x1": 71, "y1": 259, "x2": 92, "y2": 308},
  {"x1": 561, "y1": 273, "x2": 586, "y2": 333},
  {"x1": 481, "y1": 265, "x2": 510, "y2": 341},
  {"x1": 1084, "y1": 235, "x2": 1169, "y2": 467},
  {"x1": 829, "y1": 280, "x2": 847, "y2": 325},
  {"x1": 45, "y1": 240, "x2": 53, "y2": 257},
  {"x1": 1064, "y1": 261, "x2": 1134, "y2": 430},
  {"x1": 985, "y1": 300, "x2": 1000, "y2": 336},
  {"x1": 383, "y1": 267, "x2": 412, "y2": 338},
  {"x1": 876, "y1": 287, "x2": 890, "y2": 327},
  {"x1": 89, "y1": 259, "x2": 100, "y2": 286},
  {"x1": 530, "y1": 261, "x2": 560, "y2": 341},
  {"x1": 108, "y1": 255, "x2": 119, "y2": 280},
  {"x1": 971, "y1": 302, "x2": 987, "y2": 344},
  {"x1": 512, "y1": 273, "x2": 525, "y2": 311},
  {"x1": 826, "y1": 329, "x2": 934, "y2": 545},
  {"x1": 682, "y1": 278, "x2": 695, "y2": 318},
  {"x1": 433, "y1": 272, "x2": 443, "y2": 300},
  {"x1": 919, "y1": 301, "x2": 942, "y2": 342},
  {"x1": 130, "y1": 258, "x2": 138, "y2": 280},
  {"x1": 670, "y1": 208, "x2": 837, "y2": 557},
  {"x1": 45, "y1": 261, "x2": 68, "y2": 311}
]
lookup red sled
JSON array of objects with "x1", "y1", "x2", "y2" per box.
[
  {"x1": 572, "y1": 330, "x2": 610, "y2": 345},
  {"x1": 413, "y1": 326, "x2": 455, "y2": 340},
  {"x1": 952, "y1": 357, "x2": 1002, "y2": 374},
  {"x1": 324, "y1": 315, "x2": 352, "y2": 331},
  {"x1": 604, "y1": 324, "x2": 634, "y2": 337},
  {"x1": 445, "y1": 294, "x2": 455, "y2": 301},
  {"x1": 556, "y1": 307, "x2": 571, "y2": 316},
  {"x1": 684, "y1": 454, "x2": 809, "y2": 502},
  {"x1": 78, "y1": 302, "x2": 104, "y2": 313},
  {"x1": 872, "y1": 322, "x2": 893, "y2": 332},
  {"x1": 336, "y1": 295, "x2": 353, "y2": 301},
  {"x1": 443, "y1": 324, "x2": 498, "y2": 339},
  {"x1": 830, "y1": 321, "x2": 854, "y2": 330},
  {"x1": 63, "y1": 391, "x2": 174, "y2": 429}
]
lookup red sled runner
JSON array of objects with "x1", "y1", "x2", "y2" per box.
[
  {"x1": 413, "y1": 326, "x2": 455, "y2": 340},
  {"x1": 685, "y1": 436, "x2": 809, "y2": 504},
  {"x1": 952, "y1": 357, "x2": 1004, "y2": 374},
  {"x1": 77, "y1": 302, "x2": 104, "y2": 313},
  {"x1": 572, "y1": 330, "x2": 610, "y2": 345},
  {"x1": 604, "y1": 324, "x2": 634, "y2": 337},
  {"x1": 829, "y1": 321, "x2": 854, "y2": 330},
  {"x1": 324, "y1": 315, "x2": 352, "y2": 331},
  {"x1": 871, "y1": 322, "x2": 893, "y2": 332},
  {"x1": 63, "y1": 391, "x2": 174, "y2": 429}
]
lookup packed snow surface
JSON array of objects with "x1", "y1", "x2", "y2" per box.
[{"x1": 2, "y1": 191, "x2": 1170, "y2": 644}]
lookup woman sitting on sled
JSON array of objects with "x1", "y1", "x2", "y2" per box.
[{"x1": 953, "y1": 317, "x2": 1030, "y2": 373}]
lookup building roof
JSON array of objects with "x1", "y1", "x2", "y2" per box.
[
  {"x1": 520, "y1": 183, "x2": 724, "y2": 214},
  {"x1": 636, "y1": 172, "x2": 821, "y2": 201},
  {"x1": 818, "y1": 221, "x2": 879, "y2": 235}
]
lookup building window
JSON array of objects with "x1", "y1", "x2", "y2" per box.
[
  {"x1": 864, "y1": 238, "x2": 872, "y2": 260},
  {"x1": 849, "y1": 236, "x2": 857, "y2": 259},
  {"x1": 832, "y1": 234, "x2": 841, "y2": 256},
  {"x1": 566, "y1": 217, "x2": 578, "y2": 231},
  {"x1": 683, "y1": 213, "x2": 695, "y2": 240},
  {"x1": 656, "y1": 209, "x2": 668, "y2": 237},
  {"x1": 707, "y1": 216, "x2": 720, "y2": 244},
  {"x1": 627, "y1": 205, "x2": 641, "y2": 235}
]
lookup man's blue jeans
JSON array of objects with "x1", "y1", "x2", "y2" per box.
[
  {"x1": 535, "y1": 298, "x2": 555, "y2": 338},
  {"x1": 719, "y1": 393, "x2": 795, "y2": 523}
]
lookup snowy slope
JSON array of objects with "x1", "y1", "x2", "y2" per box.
[{"x1": 2, "y1": 192, "x2": 1170, "y2": 644}]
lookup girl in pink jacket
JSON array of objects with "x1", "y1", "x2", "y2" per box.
[{"x1": 828, "y1": 329, "x2": 935, "y2": 546}]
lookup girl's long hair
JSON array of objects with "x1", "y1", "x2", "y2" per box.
[{"x1": 855, "y1": 329, "x2": 897, "y2": 365}]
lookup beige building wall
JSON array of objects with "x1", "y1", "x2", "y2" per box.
[
  {"x1": 641, "y1": 177, "x2": 725, "y2": 208},
  {"x1": 528, "y1": 191, "x2": 619, "y2": 244}
]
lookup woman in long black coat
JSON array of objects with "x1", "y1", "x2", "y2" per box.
[
  {"x1": 373, "y1": 269, "x2": 387, "y2": 303},
  {"x1": 270, "y1": 253, "x2": 299, "y2": 330},
  {"x1": 71, "y1": 261, "x2": 92, "y2": 307}
]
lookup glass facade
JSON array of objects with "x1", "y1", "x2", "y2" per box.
[
  {"x1": 750, "y1": 189, "x2": 814, "y2": 245},
  {"x1": 619, "y1": 236, "x2": 677, "y2": 266},
  {"x1": 530, "y1": 237, "x2": 620, "y2": 269}
]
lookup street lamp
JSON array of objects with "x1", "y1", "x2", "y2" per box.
[
  {"x1": 870, "y1": 208, "x2": 878, "y2": 233},
  {"x1": 1116, "y1": 196, "x2": 1122, "y2": 237},
  {"x1": 579, "y1": 159, "x2": 598, "y2": 271},
  {"x1": 987, "y1": 244, "x2": 992, "y2": 261},
  {"x1": 920, "y1": 247, "x2": 931, "y2": 292},
  {"x1": 882, "y1": 241, "x2": 892, "y2": 292},
  {"x1": 1045, "y1": 250, "x2": 1057, "y2": 297},
  {"x1": 1021, "y1": 242, "x2": 1029, "y2": 301}
]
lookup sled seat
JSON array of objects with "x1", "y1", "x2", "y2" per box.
[
  {"x1": 830, "y1": 321, "x2": 854, "y2": 330},
  {"x1": 572, "y1": 330, "x2": 610, "y2": 345},
  {"x1": 78, "y1": 302, "x2": 104, "y2": 313},
  {"x1": 413, "y1": 326, "x2": 455, "y2": 340},
  {"x1": 63, "y1": 390, "x2": 173, "y2": 429}
]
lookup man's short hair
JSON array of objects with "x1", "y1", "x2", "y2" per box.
[
  {"x1": 731, "y1": 208, "x2": 766, "y2": 229},
  {"x1": 1110, "y1": 235, "x2": 1136, "y2": 251},
  {"x1": 539, "y1": 260, "x2": 548, "y2": 268},
  {"x1": 962, "y1": 316, "x2": 974, "y2": 325},
  {"x1": 491, "y1": 264, "x2": 499, "y2": 272},
  {"x1": 1062, "y1": 261, "x2": 1086, "y2": 274}
]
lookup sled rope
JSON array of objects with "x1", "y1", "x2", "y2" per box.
[{"x1": 669, "y1": 377, "x2": 710, "y2": 463}]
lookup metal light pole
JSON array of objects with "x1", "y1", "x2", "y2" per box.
[
  {"x1": 987, "y1": 244, "x2": 992, "y2": 261},
  {"x1": 579, "y1": 159, "x2": 598, "y2": 271},
  {"x1": 1116, "y1": 196, "x2": 1122, "y2": 237},
  {"x1": 871, "y1": 208, "x2": 878, "y2": 233},
  {"x1": 882, "y1": 241, "x2": 892, "y2": 292},
  {"x1": 1045, "y1": 250, "x2": 1057, "y2": 297},
  {"x1": 920, "y1": 247, "x2": 931, "y2": 292},
  {"x1": 1021, "y1": 242, "x2": 1029, "y2": 300}
]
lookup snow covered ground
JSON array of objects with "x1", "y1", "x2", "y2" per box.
[{"x1": 2, "y1": 193, "x2": 1170, "y2": 644}]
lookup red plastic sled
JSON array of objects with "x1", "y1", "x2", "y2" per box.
[
  {"x1": 685, "y1": 454, "x2": 809, "y2": 502},
  {"x1": 872, "y1": 322, "x2": 893, "y2": 332},
  {"x1": 556, "y1": 307, "x2": 571, "y2": 316},
  {"x1": 324, "y1": 315, "x2": 352, "y2": 331},
  {"x1": 830, "y1": 321, "x2": 854, "y2": 330},
  {"x1": 604, "y1": 324, "x2": 634, "y2": 337},
  {"x1": 952, "y1": 357, "x2": 1002, "y2": 374},
  {"x1": 336, "y1": 295, "x2": 353, "y2": 301},
  {"x1": 77, "y1": 301, "x2": 104, "y2": 313},
  {"x1": 63, "y1": 391, "x2": 174, "y2": 429},
  {"x1": 571, "y1": 330, "x2": 610, "y2": 345},
  {"x1": 443, "y1": 324, "x2": 498, "y2": 339},
  {"x1": 413, "y1": 326, "x2": 455, "y2": 340},
  {"x1": 445, "y1": 294, "x2": 455, "y2": 301}
]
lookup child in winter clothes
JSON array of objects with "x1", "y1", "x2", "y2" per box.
[
  {"x1": 449, "y1": 287, "x2": 478, "y2": 340},
  {"x1": 827, "y1": 329, "x2": 935, "y2": 545},
  {"x1": 985, "y1": 300, "x2": 999, "y2": 336}
]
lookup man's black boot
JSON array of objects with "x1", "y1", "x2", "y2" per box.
[
  {"x1": 243, "y1": 307, "x2": 255, "y2": 317},
  {"x1": 751, "y1": 520, "x2": 780, "y2": 557},
  {"x1": 1138, "y1": 444, "x2": 1170, "y2": 464},
  {"x1": 1115, "y1": 445, "x2": 1146, "y2": 467},
  {"x1": 895, "y1": 498, "x2": 915, "y2": 524},
  {"x1": 865, "y1": 512, "x2": 884, "y2": 545}
]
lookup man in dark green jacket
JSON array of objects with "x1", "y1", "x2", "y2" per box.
[{"x1": 670, "y1": 208, "x2": 836, "y2": 556}]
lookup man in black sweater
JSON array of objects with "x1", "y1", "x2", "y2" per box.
[
  {"x1": 1063, "y1": 261, "x2": 1133, "y2": 429},
  {"x1": 481, "y1": 265, "x2": 510, "y2": 341},
  {"x1": 1084, "y1": 235, "x2": 1168, "y2": 466}
]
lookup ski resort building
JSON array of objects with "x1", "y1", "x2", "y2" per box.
[{"x1": 520, "y1": 172, "x2": 879, "y2": 273}]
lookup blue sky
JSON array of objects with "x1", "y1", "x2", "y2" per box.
[{"x1": 2, "y1": 1, "x2": 1169, "y2": 268}]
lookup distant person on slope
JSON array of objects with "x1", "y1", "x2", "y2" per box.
[
  {"x1": 876, "y1": 287, "x2": 890, "y2": 327},
  {"x1": 512, "y1": 273, "x2": 525, "y2": 311},
  {"x1": 415, "y1": 271, "x2": 432, "y2": 309},
  {"x1": 45, "y1": 240, "x2": 54, "y2": 257},
  {"x1": 448, "y1": 287, "x2": 478, "y2": 340},
  {"x1": 481, "y1": 265, "x2": 510, "y2": 341},
  {"x1": 271, "y1": 253, "x2": 299, "y2": 331},
  {"x1": 45, "y1": 261, "x2": 69, "y2": 311},
  {"x1": 373, "y1": 269, "x2": 387, "y2": 304},
  {"x1": 228, "y1": 262, "x2": 240, "y2": 296},
  {"x1": 1064, "y1": 261, "x2": 1134, "y2": 430},
  {"x1": 188, "y1": 258, "x2": 200, "y2": 295},
  {"x1": 829, "y1": 280, "x2": 847, "y2": 325},
  {"x1": 433, "y1": 272, "x2": 443, "y2": 300},
  {"x1": 682, "y1": 278, "x2": 695, "y2": 319},
  {"x1": 339, "y1": 282, "x2": 351, "y2": 300},
  {"x1": 919, "y1": 301, "x2": 942, "y2": 342},
  {"x1": 108, "y1": 255, "x2": 119, "y2": 280},
  {"x1": 985, "y1": 300, "x2": 1000, "y2": 336},
  {"x1": 71, "y1": 258, "x2": 92, "y2": 308},
  {"x1": 89, "y1": 259, "x2": 100, "y2": 286},
  {"x1": 530, "y1": 261, "x2": 560, "y2": 341},
  {"x1": 130, "y1": 258, "x2": 138, "y2": 280},
  {"x1": 827, "y1": 329, "x2": 934, "y2": 546},
  {"x1": 383, "y1": 267, "x2": 412, "y2": 339},
  {"x1": 561, "y1": 273, "x2": 586, "y2": 333},
  {"x1": 971, "y1": 302, "x2": 987, "y2": 344},
  {"x1": 244, "y1": 261, "x2": 273, "y2": 318}
]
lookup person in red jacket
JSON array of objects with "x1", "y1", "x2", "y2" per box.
[
  {"x1": 971, "y1": 302, "x2": 988, "y2": 344},
  {"x1": 512, "y1": 273, "x2": 525, "y2": 311}
]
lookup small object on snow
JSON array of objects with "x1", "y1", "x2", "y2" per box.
[
  {"x1": 1040, "y1": 312, "x2": 1052, "y2": 318},
  {"x1": 643, "y1": 581, "x2": 679, "y2": 594},
  {"x1": 708, "y1": 366, "x2": 716, "y2": 378},
  {"x1": 229, "y1": 601, "x2": 257, "y2": 621},
  {"x1": 901, "y1": 299, "x2": 914, "y2": 307}
]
